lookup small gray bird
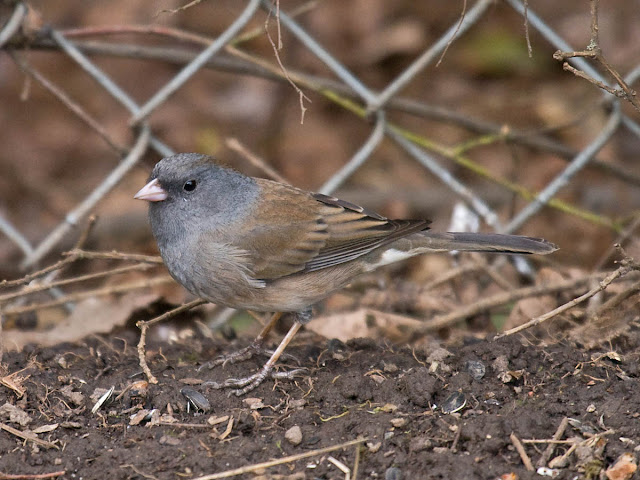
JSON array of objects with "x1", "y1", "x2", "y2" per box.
[{"x1": 135, "y1": 153, "x2": 557, "y2": 394}]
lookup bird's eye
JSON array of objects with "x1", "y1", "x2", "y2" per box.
[{"x1": 183, "y1": 180, "x2": 197, "y2": 192}]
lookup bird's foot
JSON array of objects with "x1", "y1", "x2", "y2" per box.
[
  {"x1": 198, "y1": 343, "x2": 299, "y2": 371},
  {"x1": 204, "y1": 365, "x2": 307, "y2": 396}
]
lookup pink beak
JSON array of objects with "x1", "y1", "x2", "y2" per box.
[{"x1": 134, "y1": 178, "x2": 168, "y2": 202}]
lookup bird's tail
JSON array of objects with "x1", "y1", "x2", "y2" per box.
[{"x1": 415, "y1": 231, "x2": 558, "y2": 254}]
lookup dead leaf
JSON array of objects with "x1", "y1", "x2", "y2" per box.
[
  {"x1": 308, "y1": 309, "x2": 423, "y2": 343},
  {"x1": 2, "y1": 293, "x2": 158, "y2": 351}
]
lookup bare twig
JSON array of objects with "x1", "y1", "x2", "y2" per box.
[
  {"x1": 9, "y1": 52, "x2": 126, "y2": 155},
  {"x1": 191, "y1": 438, "x2": 365, "y2": 480},
  {"x1": 63, "y1": 249, "x2": 163, "y2": 263},
  {"x1": 0, "y1": 264, "x2": 154, "y2": 304},
  {"x1": 537, "y1": 417, "x2": 569, "y2": 468},
  {"x1": 496, "y1": 259, "x2": 633, "y2": 338},
  {"x1": 0, "y1": 470, "x2": 66, "y2": 479},
  {"x1": 552, "y1": 0, "x2": 640, "y2": 113},
  {"x1": 225, "y1": 137, "x2": 288, "y2": 183},
  {"x1": 414, "y1": 272, "x2": 605, "y2": 336},
  {"x1": 2, "y1": 276, "x2": 172, "y2": 316},
  {"x1": 0, "y1": 422, "x2": 58, "y2": 450},
  {"x1": 262, "y1": 0, "x2": 310, "y2": 123},
  {"x1": 136, "y1": 299, "x2": 207, "y2": 384},
  {"x1": 510, "y1": 432, "x2": 534, "y2": 471}
]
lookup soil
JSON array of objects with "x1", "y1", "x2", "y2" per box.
[{"x1": 1, "y1": 320, "x2": 639, "y2": 480}]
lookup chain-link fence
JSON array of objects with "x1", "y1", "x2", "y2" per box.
[{"x1": 1, "y1": 0, "x2": 638, "y2": 332}]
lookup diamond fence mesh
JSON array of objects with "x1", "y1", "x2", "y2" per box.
[{"x1": 0, "y1": 0, "x2": 638, "y2": 339}]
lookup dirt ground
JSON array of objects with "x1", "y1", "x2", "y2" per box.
[
  {"x1": 2, "y1": 1, "x2": 640, "y2": 479},
  {"x1": 1, "y1": 313, "x2": 639, "y2": 480}
]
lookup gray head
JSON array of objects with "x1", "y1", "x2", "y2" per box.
[{"x1": 134, "y1": 153, "x2": 259, "y2": 245}]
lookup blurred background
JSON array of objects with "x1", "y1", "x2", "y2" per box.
[{"x1": 1, "y1": 0, "x2": 638, "y2": 345}]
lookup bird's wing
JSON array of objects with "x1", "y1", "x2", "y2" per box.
[
  {"x1": 233, "y1": 180, "x2": 329, "y2": 280},
  {"x1": 303, "y1": 193, "x2": 430, "y2": 272},
  {"x1": 236, "y1": 180, "x2": 430, "y2": 279}
]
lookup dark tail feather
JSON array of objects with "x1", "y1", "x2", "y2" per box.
[{"x1": 416, "y1": 232, "x2": 558, "y2": 255}]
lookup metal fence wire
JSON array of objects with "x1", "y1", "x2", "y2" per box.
[{"x1": 0, "y1": 1, "x2": 638, "y2": 311}]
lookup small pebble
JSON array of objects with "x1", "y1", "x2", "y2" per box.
[
  {"x1": 383, "y1": 362, "x2": 398, "y2": 373},
  {"x1": 385, "y1": 466, "x2": 402, "y2": 480},
  {"x1": 289, "y1": 399, "x2": 306, "y2": 409},
  {"x1": 242, "y1": 397, "x2": 265, "y2": 410},
  {"x1": 465, "y1": 360, "x2": 486, "y2": 380},
  {"x1": 367, "y1": 441, "x2": 382, "y2": 453},
  {"x1": 390, "y1": 418, "x2": 407, "y2": 428},
  {"x1": 285, "y1": 425, "x2": 302, "y2": 446}
]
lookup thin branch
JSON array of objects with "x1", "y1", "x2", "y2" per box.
[
  {"x1": 9, "y1": 52, "x2": 126, "y2": 155},
  {"x1": 2, "y1": 276, "x2": 173, "y2": 316},
  {"x1": 0, "y1": 264, "x2": 154, "y2": 304},
  {"x1": 414, "y1": 272, "x2": 606, "y2": 336},
  {"x1": 496, "y1": 260, "x2": 633, "y2": 338},
  {"x1": 191, "y1": 438, "x2": 365, "y2": 480},
  {"x1": 136, "y1": 299, "x2": 207, "y2": 384},
  {"x1": 225, "y1": 137, "x2": 288, "y2": 183}
]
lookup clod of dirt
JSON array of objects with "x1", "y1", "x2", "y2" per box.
[
  {"x1": 397, "y1": 367, "x2": 439, "y2": 407},
  {"x1": 335, "y1": 371, "x2": 374, "y2": 402}
]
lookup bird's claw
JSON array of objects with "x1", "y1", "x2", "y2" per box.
[
  {"x1": 204, "y1": 367, "x2": 308, "y2": 396},
  {"x1": 198, "y1": 345, "x2": 300, "y2": 371}
]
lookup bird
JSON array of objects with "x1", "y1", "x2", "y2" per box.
[{"x1": 135, "y1": 153, "x2": 557, "y2": 395}]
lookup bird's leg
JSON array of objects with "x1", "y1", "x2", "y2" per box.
[
  {"x1": 205, "y1": 309, "x2": 311, "y2": 396},
  {"x1": 199, "y1": 312, "x2": 284, "y2": 370}
]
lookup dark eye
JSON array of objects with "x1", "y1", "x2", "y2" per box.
[{"x1": 183, "y1": 180, "x2": 197, "y2": 192}]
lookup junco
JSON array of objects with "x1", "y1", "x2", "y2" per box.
[{"x1": 135, "y1": 153, "x2": 557, "y2": 394}]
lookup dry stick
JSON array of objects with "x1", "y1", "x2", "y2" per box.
[
  {"x1": 0, "y1": 257, "x2": 76, "y2": 288},
  {"x1": 0, "y1": 423, "x2": 58, "y2": 450},
  {"x1": 1, "y1": 249, "x2": 162, "y2": 289},
  {"x1": 536, "y1": 417, "x2": 569, "y2": 468},
  {"x1": 119, "y1": 465, "x2": 158, "y2": 480},
  {"x1": 136, "y1": 299, "x2": 207, "y2": 384},
  {"x1": 552, "y1": 0, "x2": 640, "y2": 113},
  {"x1": 435, "y1": 0, "x2": 467, "y2": 67},
  {"x1": 0, "y1": 471, "x2": 66, "y2": 480},
  {"x1": 593, "y1": 212, "x2": 640, "y2": 271},
  {"x1": 64, "y1": 249, "x2": 163, "y2": 263},
  {"x1": 30, "y1": 215, "x2": 100, "y2": 312},
  {"x1": 352, "y1": 443, "x2": 362, "y2": 480},
  {"x1": 0, "y1": 264, "x2": 154, "y2": 303},
  {"x1": 593, "y1": 277, "x2": 640, "y2": 316},
  {"x1": 263, "y1": 0, "x2": 310, "y2": 123},
  {"x1": 225, "y1": 137, "x2": 288, "y2": 183},
  {"x1": 414, "y1": 273, "x2": 603, "y2": 335},
  {"x1": 191, "y1": 438, "x2": 365, "y2": 480},
  {"x1": 522, "y1": 439, "x2": 573, "y2": 444},
  {"x1": 2, "y1": 276, "x2": 173, "y2": 316},
  {"x1": 549, "y1": 443, "x2": 578, "y2": 469},
  {"x1": 510, "y1": 432, "x2": 534, "y2": 471},
  {"x1": 496, "y1": 263, "x2": 632, "y2": 338},
  {"x1": 9, "y1": 52, "x2": 126, "y2": 155}
]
